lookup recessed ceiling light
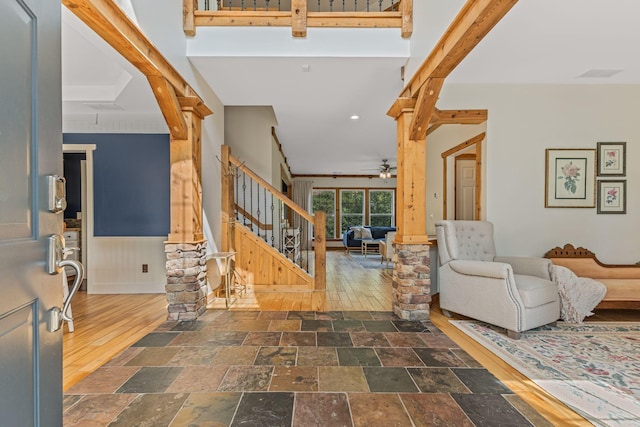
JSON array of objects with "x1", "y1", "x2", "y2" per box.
[
  {"x1": 301, "y1": 64, "x2": 310, "y2": 72},
  {"x1": 578, "y1": 69, "x2": 623, "y2": 78},
  {"x1": 350, "y1": 115, "x2": 360, "y2": 120}
]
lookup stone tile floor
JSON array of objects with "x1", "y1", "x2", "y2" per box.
[{"x1": 63, "y1": 310, "x2": 552, "y2": 426}]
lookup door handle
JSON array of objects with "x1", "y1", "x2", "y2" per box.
[{"x1": 46, "y1": 235, "x2": 85, "y2": 332}]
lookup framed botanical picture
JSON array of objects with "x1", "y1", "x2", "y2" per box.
[
  {"x1": 597, "y1": 142, "x2": 626, "y2": 176},
  {"x1": 597, "y1": 180, "x2": 626, "y2": 214},
  {"x1": 545, "y1": 148, "x2": 596, "y2": 208}
]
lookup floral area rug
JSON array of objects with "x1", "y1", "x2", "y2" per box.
[{"x1": 451, "y1": 321, "x2": 640, "y2": 426}]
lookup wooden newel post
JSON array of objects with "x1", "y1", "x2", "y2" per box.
[
  {"x1": 313, "y1": 211, "x2": 326, "y2": 291},
  {"x1": 387, "y1": 98, "x2": 432, "y2": 321},
  {"x1": 220, "y1": 145, "x2": 235, "y2": 253}
]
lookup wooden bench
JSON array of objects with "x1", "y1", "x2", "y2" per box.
[{"x1": 545, "y1": 244, "x2": 640, "y2": 309}]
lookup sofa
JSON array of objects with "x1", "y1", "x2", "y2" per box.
[{"x1": 343, "y1": 226, "x2": 396, "y2": 253}]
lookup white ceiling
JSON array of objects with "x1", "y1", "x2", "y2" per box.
[{"x1": 61, "y1": 1, "x2": 640, "y2": 175}]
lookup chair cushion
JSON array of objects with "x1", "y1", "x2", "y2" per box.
[{"x1": 515, "y1": 274, "x2": 558, "y2": 308}]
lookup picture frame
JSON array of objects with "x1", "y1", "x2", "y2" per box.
[
  {"x1": 597, "y1": 180, "x2": 626, "y2": 214},
  {"x1": 597, "y1": 142, "x2": 626, "y2": 176},
  {"x1": 545, "y1": 148, "x2": 596, "y2": 208}
]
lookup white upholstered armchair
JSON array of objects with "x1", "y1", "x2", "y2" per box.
[{"x1": 435, "y1": 220, "x2": 560, "y2": 339}]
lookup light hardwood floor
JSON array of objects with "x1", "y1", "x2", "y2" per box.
[{"x1": 63, "y1": 250, "x2": 640, "y2": 425}]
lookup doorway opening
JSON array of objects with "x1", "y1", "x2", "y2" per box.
[
  {"x1": 63, "y1": 144, "x2": 96, "y2": 292},
  {"x1": 441, "y1": 132, "x2": 485, "y2": 221}
]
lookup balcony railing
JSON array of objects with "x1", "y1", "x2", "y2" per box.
[{"x1": 184, "y1": 0, "x2": 412, "y2": 38}]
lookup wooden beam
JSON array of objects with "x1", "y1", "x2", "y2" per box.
[
  {"x1": 441, "y1": 132, "x2": 486, "y2": 158},
  {"x1": 409, "y1": 78, "x2": 444, "y2": 141},
  {"x1": 148, "y1": 76, "x2": 188, "y2": 140},
  {"x1": 401, "y1": 0, "x2": 518, "y2": 97},
  {"x1": 183, "y1": 0, "x2": 197, "y2": 36},
  {"x1": 291, "y1": 0, "x2": 307, "y2": 37},
  {"x1": 431, "y1": 109, "x2": 488, "y2": 125},
  {"x1": 63, "y1": 0, "x2": 190, "y2": 97},
  {"x1": 221, "y1": 145, "x2": 234, "y2": 252},
  {"x1": 387, "y1": 97, "x2": 417, "y2": 119},
  {"x1": 475, "y1": 138, "x2": 483, "y2": 220},
  {"x1": 426, "y1": 124, "x2": 442, "y2": 136}
]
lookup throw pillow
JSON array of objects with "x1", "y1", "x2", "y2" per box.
[
  {"x1": 361, "y1": 228, "x2": 372, "y2": 239},
  {"x1": 351, "y1": 227, "x2": 363, "y2": 239}
]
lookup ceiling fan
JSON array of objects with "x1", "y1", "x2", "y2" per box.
[{"x1": 363, "y1": 159, "x2": 396, "y2": 178}]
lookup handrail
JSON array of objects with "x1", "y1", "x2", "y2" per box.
[
  {"x1": 184, "y1": 0, "x2": 412, "y2": 38},
  {"x1": 235, "y1": 204, "x2": 273, "y2": 231},
  {"x1": 230, "y1": 154, "x2": 314, "y2": 223}
]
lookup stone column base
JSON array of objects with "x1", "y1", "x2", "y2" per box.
[
  {"x1": 392, "y1": 243, "x2": 431, "y2": 321},
  {"x1": 165, "y1": 241, "x2": 208, "y2": 321}
]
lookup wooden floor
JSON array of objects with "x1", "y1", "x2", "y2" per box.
[{"x1": 64, "y1": 251, "x2": 640, "y2": 425}]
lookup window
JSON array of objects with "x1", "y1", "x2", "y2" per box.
[
  {"x1": 340, "y1": 189, "x2": 365, "y2": 235},
  {"x1": 369, "y1": 190, "x2": 394, "y2": 227},
  {"x1": 311, "y1": 189, "x2": 336, "y2": 238}
]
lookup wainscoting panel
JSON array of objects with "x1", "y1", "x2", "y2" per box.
[{"x1": 89, "y1": 237, "x2": 166, "y2": 294}]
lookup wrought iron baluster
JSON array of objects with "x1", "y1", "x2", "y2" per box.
[
  {"x1": 391, "y1": 0, "x2": 395, "y2": 12},
  {"x1": 263, "y1": 188, "x2": 268, "y2": 242},
  {"x1": 278, "y1": 197, "x2": 282, "y2": 253},
  {"x1": 355, "y1": 0, "x2": 357, "y2": 12},
  {"x1": 250, "y1": 176, "x2": 253, "y2": 231},
  {"x1": 329, "y1": 0, "x2": 334, "y2": 12},
  {"x1": 342, "y1": 0, "x2": 345, "y2": 12},
  {"x1": 256, "y1": 181, "x2": 261, "y2": 237},
  {"x1": 366, "y1": 0, "x2": 370, "y2": 12},
  {"x1": 317, "y1": 0, "x2": 320, "y2": 12},
  {"x1": 378, "y1": 0, "x2": 383, "y2": 12},
  {"x1": 265, "y1": 0, "x2": 270, "y2": 11},
  {"x1": 241, "y1": 0, "x2": 244, "y2": 11},
  {"x1": 242, "y1": 172, "x2": 247, "y2": 226},
  {"x1": 270, "y1": 195, "x2": 275, "y2": 247},
  {"x1": 253, "y1": 0, "x2": 256, "y2": 11}
]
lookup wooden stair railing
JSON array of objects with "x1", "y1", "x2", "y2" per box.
[
  {"x1": 221, "y1": 145, "x2": 326, "y2": 291},
  {"x1": 184, "y1": 0, "x2": 412, "y2": 38}
]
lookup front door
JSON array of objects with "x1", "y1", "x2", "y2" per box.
[{"x1": 0, "y1": 0, "x2": 63, "y2": 425}]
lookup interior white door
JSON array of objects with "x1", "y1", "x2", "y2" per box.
[
  {"x1": 0, "y1": 0, "x2": 64, "y2": 425},
  {"x1": 455, "y1": 158, "x2": 476, "y2": 220}
]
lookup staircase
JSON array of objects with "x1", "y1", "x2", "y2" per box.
[{"x1": 221, "y1": 145, "x2": 326, "y2": 291}]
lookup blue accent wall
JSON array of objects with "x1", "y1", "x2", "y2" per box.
[{"x1": 63, "y1": 133, "x2": 170, "y2": 237}]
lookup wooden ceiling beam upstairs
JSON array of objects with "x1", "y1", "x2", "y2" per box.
[{"x1": 400, "y1": 0, "x2": 518, "y2": 98}]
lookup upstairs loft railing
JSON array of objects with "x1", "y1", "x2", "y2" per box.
[
  {"x1": 221, "y1": 145, "x2": 326, "y2": 290},
  {"x1": 184, "y1": 0, "x2": 412, "y2": 38}
]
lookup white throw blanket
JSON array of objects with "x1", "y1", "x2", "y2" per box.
[{"x1": 550, "y1": 265, "x2": 607, "y2": 324}]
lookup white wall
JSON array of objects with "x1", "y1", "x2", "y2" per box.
[
  {"x1": 225, "y1": 106, "x2": 278, "y2": 184},
  {"x1": 438, "y1": 84, "x2": 639, "y2": 264}
]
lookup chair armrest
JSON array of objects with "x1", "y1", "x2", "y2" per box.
[
  {"x1": 449, "y1": 260, "x2": 512, "y2": 280},
  {"x1": 494, "y1": 256, "x2": 552, "y2": 280}
]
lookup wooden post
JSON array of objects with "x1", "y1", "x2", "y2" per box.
[
  {"x1": 388, "y1": 98, "x2": 429, "y2": 245},
  {"x1": 401, "y1": 0, "x2": 413, "y2": 38},
  {"x1": 314, "y1": 211, "x2": 326, "y2": 291},
  {"x1": 168, "y1": 111, "x2": 204, "y2": 244},
  {"x1": 183, "y1": 0, "x2": 197, "y2": 36},
  {"x1": 221, "y1": 144, "x2": 235, "y2": 252},
  {"x1": 291, "y1": 0, "x2": 307, "y2": 37}
]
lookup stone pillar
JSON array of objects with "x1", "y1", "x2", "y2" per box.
[
  {"x1": 165, "y1": 241, "x2": 208, "y2": 321},
  {"x1": 392, "y1": 243, "x2": 431, "y2": 320}
]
